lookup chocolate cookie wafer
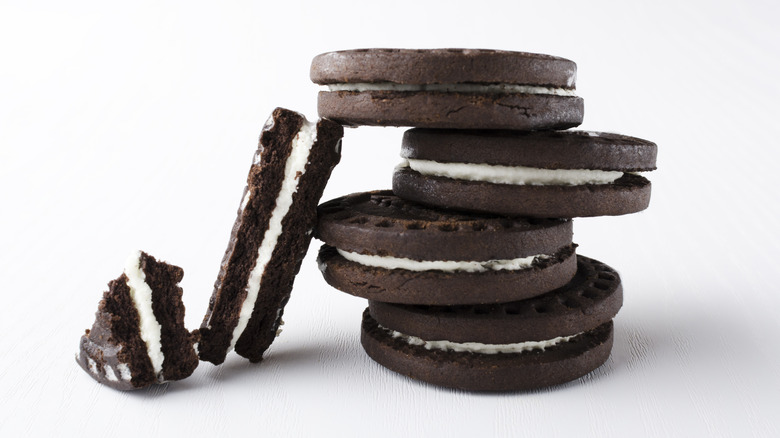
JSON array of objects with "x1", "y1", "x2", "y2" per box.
[
  {"x1": 315, "y1": 191, "x2": 576, "y2": 305},
  {"x1": 77, "y1": 251, "x2": 198, "y2": 390},
  {"x1": 198, "y1": 108, "x2": 343, "y2": 364},
  {"x1": 361, "y1": 255, "x2": 622, "y2": 391},
  {"x1": 311, "y1": 49, "x2": 583, "y2": 130}
]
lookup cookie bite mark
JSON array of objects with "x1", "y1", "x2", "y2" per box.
[{"x1": 198, "y1": 108, "x2": 343, "y2": 365}]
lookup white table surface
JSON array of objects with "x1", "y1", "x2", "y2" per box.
[{"x1": 2, "y1": 1, "x2": 779, "y2": 437}]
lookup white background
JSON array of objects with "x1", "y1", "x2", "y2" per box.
[{"x1": 2, "y1": 1, "x2": 779, "y2": 437}]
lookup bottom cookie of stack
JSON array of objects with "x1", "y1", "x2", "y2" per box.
[{"x1": 359, "y1": 255, "x2": 622, "y2": 391}]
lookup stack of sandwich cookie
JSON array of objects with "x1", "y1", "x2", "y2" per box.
[{"x1": 311, "y1": 48, "x2": 656, "y2": 391}]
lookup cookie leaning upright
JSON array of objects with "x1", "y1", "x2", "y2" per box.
[
  {"x1": 311, "y1": 49, "x2": 583, "y2": 130},
  {"x1": 198, "y1": 108, "x2": 343, "y2": 365}
]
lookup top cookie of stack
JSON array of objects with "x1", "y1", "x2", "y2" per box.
[{"x1": 311, "y1": 48, "x2": 583, "y2": 130}]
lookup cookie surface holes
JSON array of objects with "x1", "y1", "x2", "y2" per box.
[
  {"x1": 504, "y1": 305, "x2": 521, "y2": 315},
  {"x1": 585, "y1": 290, "x2": 602, "y2": 300},
  {"x1": 472, "y1": 306, "x2": 490, "y2": 315},
  {"x1": 405, "y1": 222, "x2": 426, "y2": 230},
  {"x1": 349, "y1": 216, "x2": 369, "y2": 224},
  {"x1": 597, "y1": 272, "x2": 616, "y2": 281}
]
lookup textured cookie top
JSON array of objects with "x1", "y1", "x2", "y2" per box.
[
  {"x1": 311, "y1": 49, "x2": 577, "y2": 88},
  {"x1": 315, "y1": 190, "x2": 572, "y2": 261},
  {"x1": 402, "y1": 129, "x2": 657, "y2": 171},
  {"x1": 368, "y1": 255, "x2": 622, "y2": 343}
]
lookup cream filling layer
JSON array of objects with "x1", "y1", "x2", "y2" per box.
[
  {"x1": 116, "y1": 363, "x2": 132, "y2": 381},
  {"x1": 228, "y1": 117, "x2": 318, "y2": 350},
  {"x1": 384, "y1": 325, "x2": 580, "y2": 354},
  {"x1": 325, "y1": 82, "x2": 577, "y2": 97},
  {"x1": 337, "y1": 249, "x2": 547, "y2": 273},
  {"x1": 402, "y1": 159, "x2": 623, "y2": 186},
  {"x1": 124, "y1": 250, "x2": 165, "y2": 380},
  {"x1": 104, "y1": 365, "x2": 118, "y2": 382}
]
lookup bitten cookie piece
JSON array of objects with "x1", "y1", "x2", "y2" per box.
[
  {"x1": 393, "y1": 129, "x2": 657, "y2": 218},
  {"x1": 198, "y1": 108, "x2": 343, "y2": 365},
  {"x1": 76, "y1": 251, "x2": 198, "y2": 390},
  {"x1": 311, "y1": 49, "x2": 583, "y2": 130},
  {"x1": 361, "y1": 255, "x2": 622, "y2": 391},
  {"x1": 315, "y1": 191, "x2": 577, "y2": 305}
]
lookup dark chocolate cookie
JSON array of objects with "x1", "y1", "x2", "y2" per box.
[
  {"x1": 198, "y1": 108, "x2": 343, "y2": 365},
  {"x1": 77, "y1": 251, "x2": 198, "y2": 390},
  {"x1": 311, "y1": 49, "x2": 583, "y2": 130},
  {"x1": 393, "y1": 129, "x2": 656, "y2": 218},
  {"x1": 361, "y1": 310, "x2": 614, "y2": 392},
  {"x1": 368, "y1": 255, "x2": 622, "y2": 344},
  {"x1": 315, "y1": 191, "x2": 576, "y2": 305}
]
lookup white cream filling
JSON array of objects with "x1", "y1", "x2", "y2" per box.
[
  {"x1": 228, "y1": 117, "x2": 318, "y2": 350},
  {"x1": 88, "y1": 358, "x2": 98, "y2": 374},
  {"x1": 239, "y1": 188, "x2": 251, "y2": 212},
  {"x1": 124, "y1": 251, "x2": 165, "y2": 380},
  {"x1": 337, "y1": 249, "x2": 547, "y2": 273},
  {"x1": 385, "y1": 326, "x2": 580, "y2": 354},
  {"x1": 325, "y1": 82, "x2": 577, "y2": 97},
  {"x1": 116, "y1": 363, "x2": 132, "y2": 381},
  {"x1": 403, "y1": 159, "x2": 623, "y2": 186},
  {"x1": 104, "y1": 365, "x2": 118, "y2": 382}
]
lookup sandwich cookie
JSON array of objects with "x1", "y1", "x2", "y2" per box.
[
  {"x1": 198, "y1": 108, "x2": 343, "y2": 365},
  {"x1": 361, "y1": 255, "x2": 622, "y2": 391},
  {"x1": 315, "y1": 191, "x2": 577, "y2": 305},
  {"x1": 311, "y1": 49, "x2": 583, "y2": 130},
  {"x1": 393, "y1": 129, "x2": 657, "y2": 218},
  {"x1": 77, "y1": 251, "x2": 199, "y2": 390}
]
